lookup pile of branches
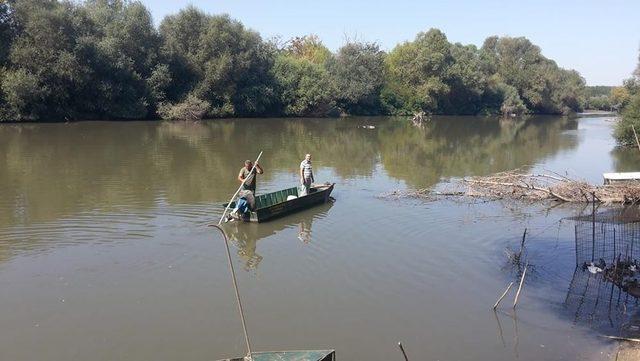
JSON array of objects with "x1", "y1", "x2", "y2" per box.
[
  {"x1": 460, "y1": 170, "x2": 640, "y2": 204},
  {"x1": 382, "y1": 169, "x2": 640, "y2": 204}
]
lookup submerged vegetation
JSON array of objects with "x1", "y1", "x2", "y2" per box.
[{"x1": 0, "y1": 0, "x2": 588, "y2": 122}]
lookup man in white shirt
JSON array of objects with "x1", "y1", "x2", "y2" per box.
[{"x1": 299, "y1": 154, "x2": 314, "y2": 196}]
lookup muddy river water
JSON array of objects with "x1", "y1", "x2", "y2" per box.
[{"x1": 0, "y1": 114, "x2": 638, "y2": 360}]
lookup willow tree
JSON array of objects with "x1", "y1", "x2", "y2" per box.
[
  {"x1": 1, "y1": 0, "x2": 159, "y2": 121},
  {"x1": 159, "y1": 7, "x2": 277, "y2": 118},
  {"x1": 382, "y1": 28, "x2": 452, "y2": 115},
  {"x1": 480, "y1": 36, "x2": 585, "y2": 115},
  {"x1": 271, "y1": 35, "x2": 337, "y2": 116},
  {"x1": 328, "y1": 41, "x2": 386, "y2": 115}
]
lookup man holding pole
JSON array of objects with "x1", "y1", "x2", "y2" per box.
[{"x1": 238, "y1": 160, "x2": 263, "y2": 194}]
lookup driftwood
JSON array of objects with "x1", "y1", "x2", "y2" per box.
[
  {"x1": 456, "y1": 170, "x2": 640, "y2": 204},
  {"x1": 601, "y1": 335, "x2": 640, "y2": 343},
  {"x1": 382, "y1": 169, "x2": 640, "y2": 204}
]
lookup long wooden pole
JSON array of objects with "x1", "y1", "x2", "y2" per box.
[
  {"x1": 219, "y1": 151, "x2": 263, "y2": 225},
  {"x1": 212, "y1": 225, "x2": 254, "y2": 361}
]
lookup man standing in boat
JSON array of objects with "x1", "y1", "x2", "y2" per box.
[
  {"x1": 299, "y1": 153, "x2": 314, "y2": 196},
  {"x1": 238, "y1": 160, "x2": 263, "y2": 194}
]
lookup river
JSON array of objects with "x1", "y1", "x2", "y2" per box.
[{"x1": 0, "y1": 114, "x2": 638, "y2": 360}]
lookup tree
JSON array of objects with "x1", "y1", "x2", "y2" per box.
[
  {"x1": 614, "y1": 49, "x2": 640, "y2": 145},
  {"x1": 0, "y1": 1, "x2": 16, "y2": 66},
  {"x1": 272, "y1": 42, "x2": 336, "y2": 117},
  {"x1": 0, "y1": 2, "x2": 589, "y2": 121},
  {"x1": 0, "y1": 1, "x2": 16, "y2": 121},
  {"x1": 382, "y1": 28, "x2": 453, "y2": 115},
  {"x1": 159, "y1": 8, "x2": 277, "y2": 118},
  {"x1": 614, "y1": 94, "x2": 640, "y2": 145},
  {"x1": 1, "y1": 0, "x2": 159, "y2": 121},
  {"x1": 480, "y1": 36, "x2": 585, "y2": 115},
  {"x1": 269, "y1": 35, "x2": 337, "y2": 117},
  {"x1": 611, "y1": 86, "x2": 631, "y2": 110},
  {"x1": 328, "y1": 41, "x2": 385, "y2": 115},
  {"x1": 441, "y1": 43, "x2": 486, "y2": 114},
  {"x1": 287, "y1": 35, "x2": 332, "y2": 65}
]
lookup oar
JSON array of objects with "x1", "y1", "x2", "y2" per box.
[{"x1": 218, "y1": 151, "x2": 263, "y2": 225}]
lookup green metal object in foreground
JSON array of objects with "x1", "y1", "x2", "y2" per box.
[{"x1": 218, "y1": 350, "x2": 336, "y2": 361}]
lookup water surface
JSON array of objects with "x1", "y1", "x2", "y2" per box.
[{"x1": 0, "y1": 115, "x2": 638, "y2": 361}]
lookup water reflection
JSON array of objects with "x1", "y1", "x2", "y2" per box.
[
  {"x1": 0, "y1": 116, "x2": 580, "y2": 229},
  {"x1": 380, "y1": 116, "x2": 578, "y2": 187},
  {"x1": 223, "y1": 201, "x2": 334, "y2": 272}
]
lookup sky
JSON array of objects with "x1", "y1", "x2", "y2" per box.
[{"x1": 142, "y1": 0, "x2": 640, "y2": 86}]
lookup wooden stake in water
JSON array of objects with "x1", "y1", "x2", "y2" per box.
[
  {"x1": 493, "y1": 282, "x2": 514, "y2": 310},
  {"x1": 513, "y1": 263, "x2": 528, "y2": 309}
]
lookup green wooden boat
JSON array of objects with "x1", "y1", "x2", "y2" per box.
[
  {"x1": 225, "y1": 183, "x2": 335, "y2": 223},
  {"x1": 218, "y1": 350, "x2": 335, "y2": 361}
]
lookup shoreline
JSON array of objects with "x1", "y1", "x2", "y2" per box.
[{"x1": 0, "y1": 112, "x2": 614, "y2": 125}]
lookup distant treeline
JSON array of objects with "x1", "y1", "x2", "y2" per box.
[
  {"x1": 584, "y1": 85, "x2": 635, "y2": 111},
  {"x1": 0, "y1": 1, "x2": 588, "y2": 122}
]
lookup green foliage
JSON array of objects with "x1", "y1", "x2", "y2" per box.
[
  {"x1": 0, "y1": 0, "x2": 157, "y2": 121},
  {"x1": 586, "y1": 85, "x2": 613, "y2": 98},
  {"x1": 287, "y1": 35, "x2": 332, "y2": 65},
  {"x1": 441, "y1": 43, "x2": 486, "y2": 114},
  {"x1": 159, "y1": 8, "x2": 276, "y2": 117},
  {"x1": 328, "y1": 41, "x2": 385, "y2": 115},
  {"x1": 611, "y1": 86, "x2": 631, "y2": 109},
  {"x1": 272, "y1": 53, "x2": 336, "y2": 116},
  {"x1": 587, "y1": 95, "x2": 612, "y2": 110},
  {"x1": 0, "y1": 1, "x2": 587, "y2": 121},
  {"x1": 382, "y1": 29, "x2": 452, "y2": 115},
  {"x1": 498, "y1": 83, "x2": 527, "y2": 115},
  {"x1": 480, "y1": 36, "x2": 586, "y2": 115},
  {"x1": 614, "y1": 94, "x2": 640, "y2": 145},
  {"x1": 0, "y1": 1, "x2": 16, "y2": 66},
  {"x1": 614, "y1": 49, "x2": 640, "y2": 145}
]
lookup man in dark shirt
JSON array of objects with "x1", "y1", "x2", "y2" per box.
[{"x1": 238, "y1": 160, "x2": 264, "y2": 193}]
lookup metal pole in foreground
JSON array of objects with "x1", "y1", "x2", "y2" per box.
[
  {"x1": 212, "y1": 225, "x2": 253, "y2": 361},
  {"x1": 219, "y1": 151, "x2": 263, "y2": 225}
]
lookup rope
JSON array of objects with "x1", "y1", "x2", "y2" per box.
[{"x1": 212, "y1": 225, "x2": 253, "y2": 361}]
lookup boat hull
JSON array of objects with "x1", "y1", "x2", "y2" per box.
[{"x1": 225, "y1": 183, "x2": 335, "y2": 223}]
